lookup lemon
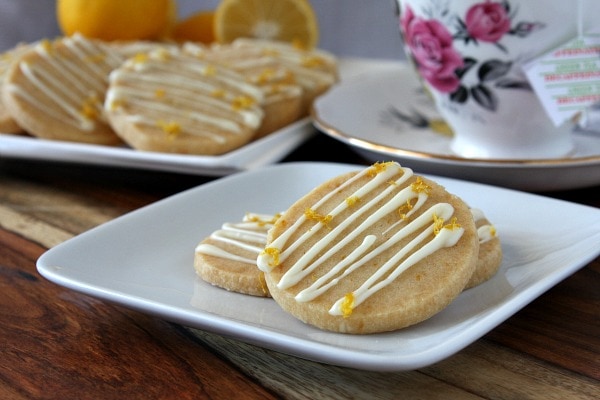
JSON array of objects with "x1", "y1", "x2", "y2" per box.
[
  {"x1": 172, "y1": 10, "x2": 216, "y2": 43},
  {"x1": 214, "y1": 0, "x2": 319, "y2": 49},
  {"x1": 56, "y1": 0, "x2": 174, "y2": 41}
]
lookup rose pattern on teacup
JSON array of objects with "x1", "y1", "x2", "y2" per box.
[{"x1": 399, "y1": 0, "x2": 544, "y2": 112}]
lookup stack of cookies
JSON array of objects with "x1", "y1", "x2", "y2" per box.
[
  {"x1": 0, "y1": 35, "x2": 338, "y2": 155},
  {"x1": 194, "y1": 162, "x2": 502, "y2": 334}
]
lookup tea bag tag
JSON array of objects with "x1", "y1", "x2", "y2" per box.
[{"x1": 523, "y1": 35, "x2": 600, "y2": 127}]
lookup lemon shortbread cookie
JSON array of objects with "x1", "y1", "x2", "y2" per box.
[
  {"x1": 104, "y1": 47, "x2": 264, "y2": 154},
  {"x1": 257, "y1": 162, "x2": 479, "y2": 334},
  {"x1": 183, "y1": 42, "x2": 303, "y2": 138},
  {"x1": 208, "y1": 38, "x2": 338, "y2": 116},
  {"x1": 465, "y1": 208, "x2": 502, "y2": 289},
  {"x1": 2, "y1": 35, "x2": 124, "y2": 144},
  {"x1": 194, "y1": 213, "x2": 279, "y2": 297},
  {"x1": 0, "y1": 43, "x2": 32, "y2": 134}
]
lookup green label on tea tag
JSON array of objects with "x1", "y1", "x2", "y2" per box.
[{"x1": 523, "y1": 36, "x2": 600, "y2": 126}]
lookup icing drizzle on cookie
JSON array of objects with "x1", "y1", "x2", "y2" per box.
[
  {"x1": 471, "y1": 208, "x2": 498, "y2": 244},
  {"x1": 105, "y1": 48, "x2": 264, "y2": 141},
  {"x1": 7, "y1": 34, "x2": 122, "y2": 130},
  {"x1": 257, "y1": 162, "x2": 465, "y2": 317},
  {"x1": 196, "y1": 213, "x2": 278, "y2": 264}
]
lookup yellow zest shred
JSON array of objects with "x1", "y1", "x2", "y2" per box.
[
  {"x1": 411, "y1": 177, "x2": 431, "y2": 194},
  {"x1": 262, "y1": 247, "x2": 280, "y2": 268},
  {"x1": 433, "y1": 213, "x2": 445, "y2": 236},
  {"x1": 367, "y1": 161, "x2": 394, "y2": 177},
  {"x1": 154, "y1": 88, "x2": 166, "y2": 99},
  {"x1": 341, "y1": 292, "x2": 354, "y2": 318},
  {"x1": 304, "y1": 208, "x2": 332, "y2": 227},
  {"x1": 108, "y1": 99, "x2": 125, "y2": 111},
  {"x1": 256, "y1": 68, "x2": 275, "y2": 84},
  {"x1": 80, "y1": 95, "x2": 100, "y2": 120},
  {"x1": 443, "y1": 217, "x2": 461, "y2": 231},
  {"x1": 302, "y1": 55, "x2": 326, "y2": 68},
  {"x1": 85, "y1": 53, "x2": 105, "y2": 64},
  {"x1": 156, "y1": 120, "x2": 181, "y2": 138},
  {"x1": 133, "y1": 53, "x2": 148, "y2": 64},
  {"x1": 231, "y1": 95, "x2": 255, "y2": 110},
  {"x1": 345, "y1": 196, "x2": 360, "y2": 207},
  {"x1": 211, "y1": 89, "x2": 226, "y2": 98},
  {"x1": 39, "y1": 39, "x2": 53, "y2": 54},
  {"x1": 489, "y1": 225, "x2": 497, "y2": 237},
  {"x1": 202, "y1": 64, "x2": 217, "y2": 76},
  {"x1": 397, "y1": 199, "x2": 414, "y2": 220}
]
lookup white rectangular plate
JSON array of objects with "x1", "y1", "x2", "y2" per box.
[
  {"x1": 36, "y1": 162, "x2": 600, "y2": 371},
  {"x1": 0, "y1": 58, "x2": 379, "y2": 176},
  {"x1": 0, "y1": 118, "x2": 314, "y2": 176}
]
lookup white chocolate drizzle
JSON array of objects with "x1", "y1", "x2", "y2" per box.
[
  {"x1": 105, "y1": 48, "x2": 264, "y2": 139},
  {"x1": 257, "y1": 162, "x2": 465, "y2": 317},
  {"x1": 6, "y1": 35, "x2": 123, "y2": 130},
  {"x1": 470, "y1": 208, "x2": 498, "y2": 244},
  {"x1": 196, "y1": 213, "x2": 278, "y2": 264}
]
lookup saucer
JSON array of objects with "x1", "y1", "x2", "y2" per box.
[{"x1": 312, "y1": 61, "x2": 600, "y2": 191}]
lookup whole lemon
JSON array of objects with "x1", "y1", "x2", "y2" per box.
[{"x1": 56, "y1": 0, "x2": 175, "y2": 41}]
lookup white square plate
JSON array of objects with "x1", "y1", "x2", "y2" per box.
[{"x1": 37, "y1": 162, "x2": 600, "y2": 371}]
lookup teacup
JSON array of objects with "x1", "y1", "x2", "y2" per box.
[{"x1": 395, "y1": 0, "x2": 586, "y2": 159}]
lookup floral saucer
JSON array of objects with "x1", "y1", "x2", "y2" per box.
[{"x1": 312, "y1": 60, "x2": 600, "y2": 191}]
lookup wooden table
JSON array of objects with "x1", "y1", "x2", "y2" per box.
[{"x1": 1, "y1": 133, "x2": 598, "y2": 399}]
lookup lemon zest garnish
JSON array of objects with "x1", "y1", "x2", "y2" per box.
[
  {"x1": 256, "y1": 68, "x2": 276, "y2": 84},
  {"x1": 80, "y1": 95, "x2": 100, "y2": 120},
  {"x1": 367, "y1": 161, "x2": 394, "y2": 177},
  {"x1": 262, "y1": 247, "x2": 280, "y2": 268},
  {"x1": 85, "y1": 53, "x2": 106, "y2": 64},
  {"x1": 443, "y1": 217, "x2": 461, "y2": 231},
  {"x1": 211, "y1": 89, "x2": 226, "y2": 98},
  {"x1": 133, "y1": 52, "x2": 148, "y2": 64},
  {"x1": 231, "y1": 96, "x2": 255, "y2": 110},
  {"x1": 108, "y1": 99, "x2": 125, "y2": 111},
  {"x1": 304, "y1": 208, "x2": 332, "y2": 227},
  {"x1": 433, "y1": 213, "x2": 445, "y2": 236},
  {"x1": 154, "y1": 88, "x2": 166, "y2": 99},
  {"x1": 490, "y1": 225, "x2": 497, "y2": 237},
  {"x1": 39, "y1": 39, "x2": 53, "y2": 54},
  {"x1": 397, "y1": 199, "x2": 414, "y2": 220},
  {"x1": 156, "y1": 120, "x2": 181, "y2": 138},
  {"x1": 433, "y1": 214, "x2": 461, "y2": 235},
  {"x1": 345, "y1": 196, "x2": 360, "y2": 207},
  {"x1": 340, "y1": 293, "x2": 354, "y2": 318},
  {"x1": 246, "y1": 212, "x2": 281, "y2": 226},
  {"x1": 202, "y1": 64, "x2": 217, "y2": 76},
  {"x1": 302, "y1": 55, "x2": 326, "y2": 68},
  {"x1": 411, "y1": 177, "x2": 431, "y2": 194}
]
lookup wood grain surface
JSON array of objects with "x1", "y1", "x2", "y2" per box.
[{"x1": 1, "y1": 134, "x2": 598, "y2": 399}]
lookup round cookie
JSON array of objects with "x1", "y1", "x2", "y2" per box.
[
  {"x1": 257, "y1": 162, "x2": 479, "y2": 334},
  {"x1": 2, "y1": 35, "x2": 124, "y2": 144},
  {"x1": 195, "y1": 213, "x2": 279, "y2": 297},
  {"x1": 183, "y1": 42, "x2": 304, "y2": 139},
  {"x1": 464, "y1": 208, "x2": 502, "y2": 289},
  {"x1": 104, "y1": 47, "x2": 264, "y2": 155},
  {"x1": 0, "y1": 43, "x2": 32, "y2": 134}
]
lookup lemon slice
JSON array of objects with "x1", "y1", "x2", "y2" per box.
[{"x1": 214, "y1": 0, "x2": 319, "y2": 49}]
